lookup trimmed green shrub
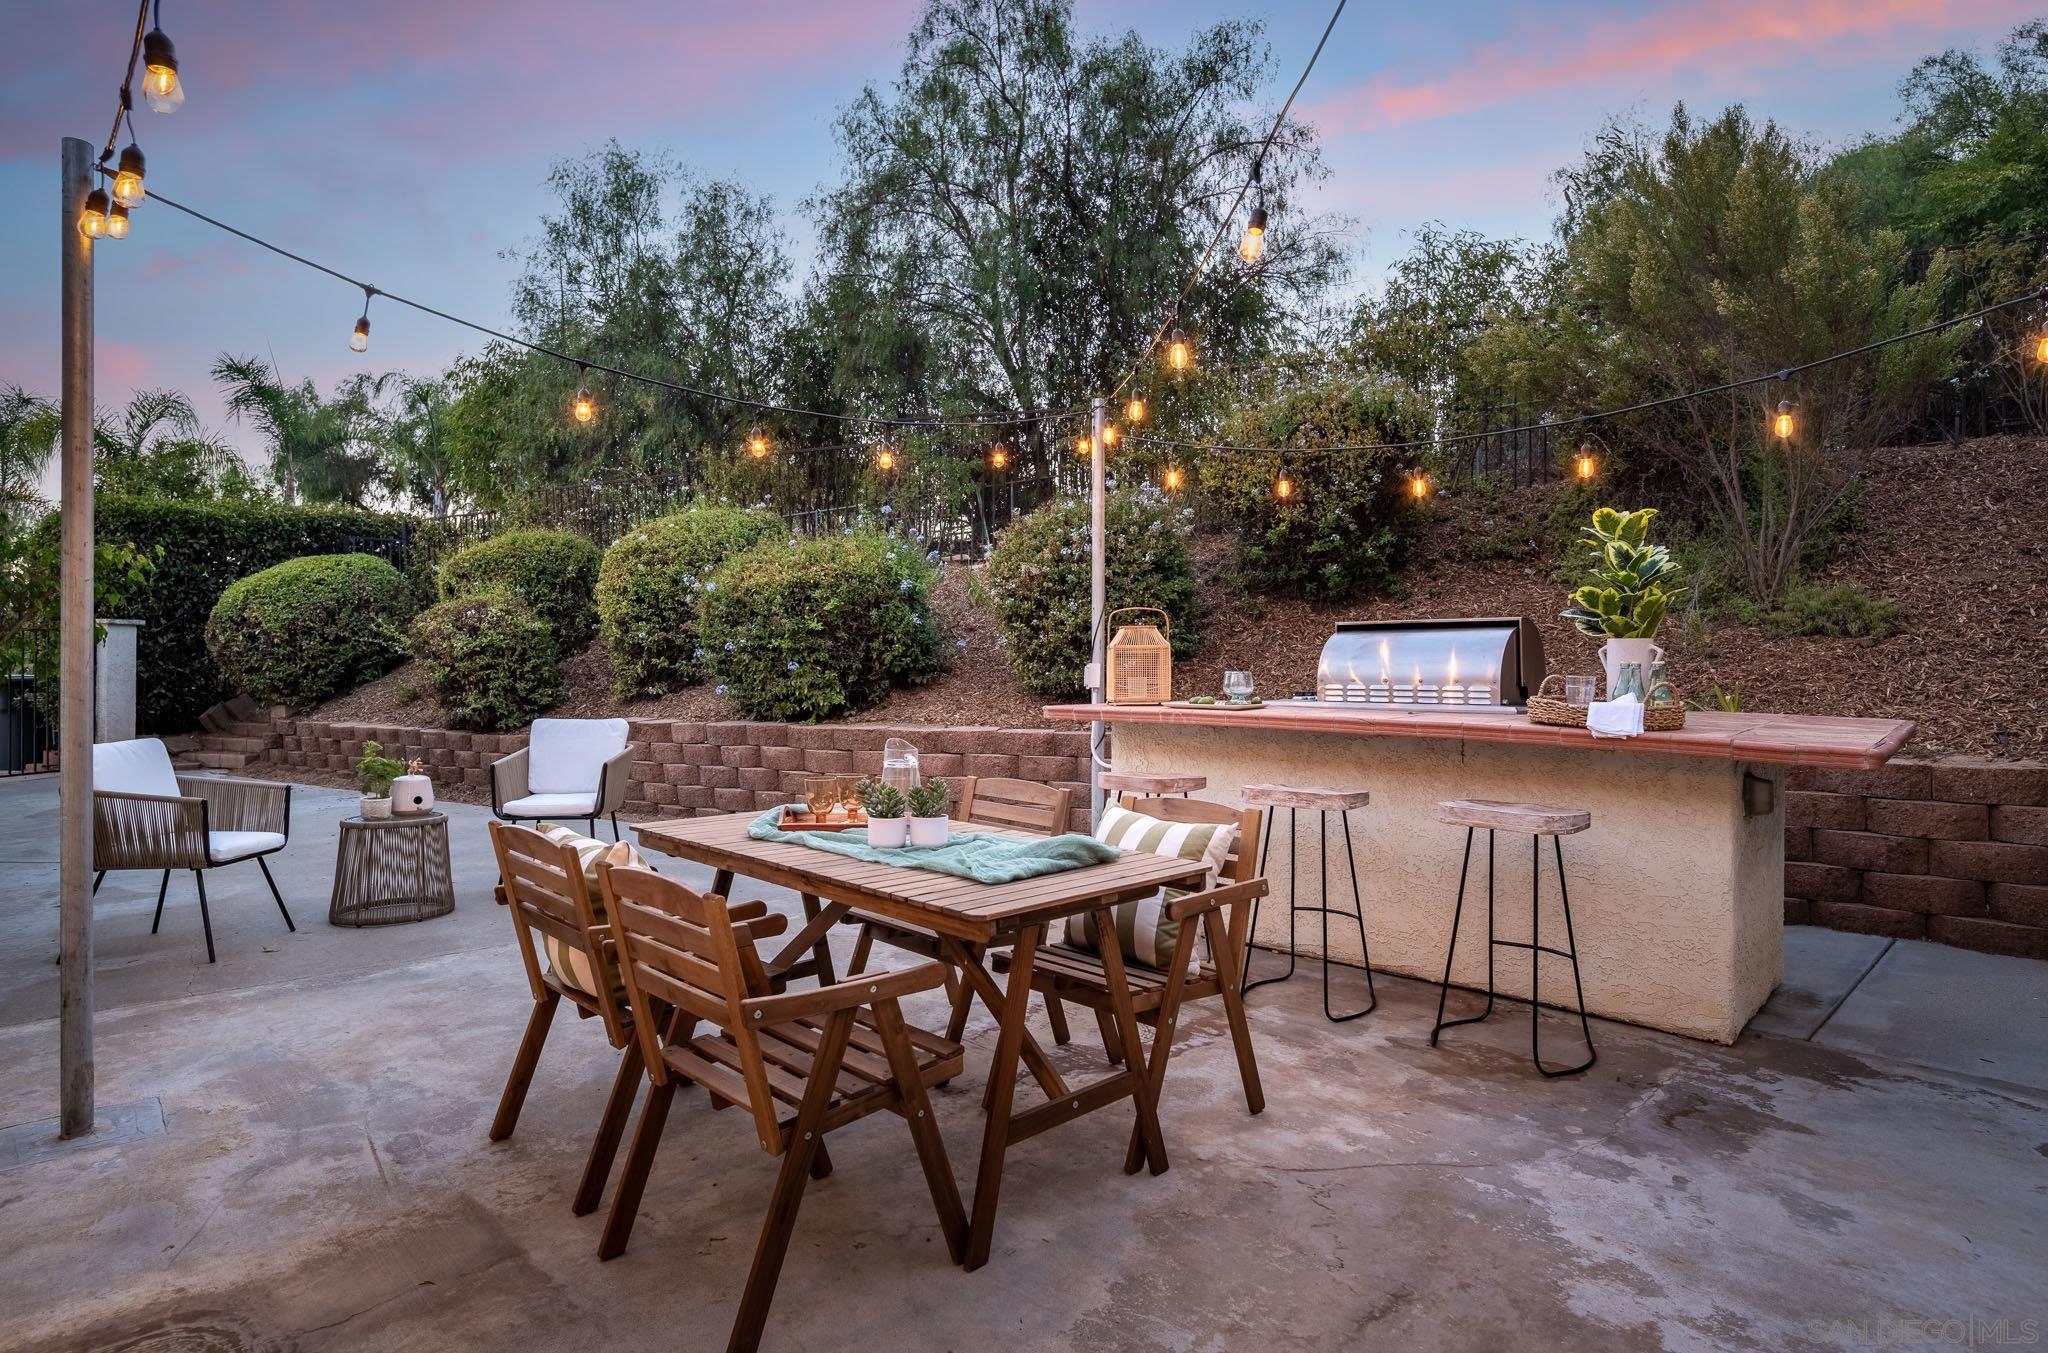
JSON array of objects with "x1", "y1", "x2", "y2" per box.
[
  {"x1": 204, "y1": 554, "x2": 411, "y2": 709},
  {"x1": 1201, "y1": 381, "x2": 1423, "y2": 602},
  {"x1": 437, "y1": 528, "x2": 601, "y2": 654},
  {"x1": 407, "y1": 592, "x2": 566, "y2": 732},
  {"x1": 95, "y1": 497, "x2": 414, "y2": 731},
  {"x1": 983, "y1": 492, "x2": 1199, "y2": 698},
  {"x1": 698, "y1": 531, "x2": 945, "y2": 722},
  {"x1": 1763, "y1": 582, "x2": 1903, "y2": 639},
  {"x1": 596, "y1": 505, "x2": 781, "y2": 698}
]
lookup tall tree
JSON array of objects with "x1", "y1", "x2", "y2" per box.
[
  {"x1": 0, "y1": 386, "x2": 59, "y2": 529},
  {"x1": 808, "y1": 0, "x2": 1347, "y2": 465},
  {"x1": 92, "y1": 388, "x2": 259, "y2": 501},
  {"x1": 211, "y1": 355, "x2": 383, "y2": 506}
]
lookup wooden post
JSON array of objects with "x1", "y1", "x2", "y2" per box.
[
  {"x1": 1088, "y1": 396, "x2": 1106, "y2": 823},
  {"x1": 58, "y1": 136, "x2": 96, "y2": 1139}
]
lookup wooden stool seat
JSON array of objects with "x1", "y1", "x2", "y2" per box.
[
  {"x1": 1435, "y1": 800, "x2": 1590, "y2": 836},
  {"x1": 1242, "y1": 783, "x2": 1371, "y2": 812},
  {"x1": 1100, "y1": 771, "x2": 1207, "y2": 796}
]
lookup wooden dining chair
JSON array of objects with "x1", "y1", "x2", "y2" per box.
[
  {"x1": 597, "y1": 858, "x2": 968, "y2": 1353},
  {"x1": 844, "y1": 775, "x2": 1077, "y2": 1044},
  {"x1": 997, "y1": 797, "x2": 1268, "y2": 1131}
]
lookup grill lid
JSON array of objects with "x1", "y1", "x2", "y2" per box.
[{"x1": 1315, "y1": 617, "x2": 1545, "y2": 710}]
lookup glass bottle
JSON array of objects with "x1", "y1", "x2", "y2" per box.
[{"x1": 1611, "y1": 661, "x2": 1647, "y2": 702}]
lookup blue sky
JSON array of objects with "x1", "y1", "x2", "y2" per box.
[{"x1": 1, "y1": 0, "x2": 2036, "y2": 477}]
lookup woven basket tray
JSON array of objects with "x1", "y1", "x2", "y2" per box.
[{"x1": 1528, "y1": 675, "x2": 1685, "y2": 731}]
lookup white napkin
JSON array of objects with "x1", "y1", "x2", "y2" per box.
[{"x1": 1586, "y1": 693, "x2": 1645, "y2": 739}]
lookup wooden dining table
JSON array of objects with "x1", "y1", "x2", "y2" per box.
[{"x1": 633, "y1": 810, "x2": 1212, "y2": 1271}]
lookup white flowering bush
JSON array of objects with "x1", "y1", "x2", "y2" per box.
[
  {"x1": 698, "y1": 530, "x2": 945, "y2": 721},
  {"x1": 982, "y1": 491, "x2": 1198, "y2": 697},
  {"x1": 595, "y1": 505, "x2": 780, "y2": 698}
]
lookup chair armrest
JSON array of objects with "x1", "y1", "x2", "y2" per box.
[
  {"x1": 94, "y1": 790, "x2": 208, "y2": 871},
  {"x1": 595, "y1": 744, "x2": 636, "y2": 816},
  {"x1": 739, "y1": 960, "x2": 949, "y2": 1026},
  {"x1": 177, "y1": 774, "x2": 291, "y2": 838},
  {"x1": 725, "y1": 899, "x2": 791, "y2": 945},
  {"x1": 1166, "y1": 877, "x2": 1268, "y2": 922},
  {"x1": 490, "y1": 747, "x2": 530, "y2": 815}
]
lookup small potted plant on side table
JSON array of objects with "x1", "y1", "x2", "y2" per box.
[
  {"x1": 857, "y1": 777, "x2": 909, "y2": 848},
  {"x1": 356, "y1": 741, "x2": 406, "y2": 820},
  {"x1": 907, "y1": 778, "x2": 951, "y2": 848}
]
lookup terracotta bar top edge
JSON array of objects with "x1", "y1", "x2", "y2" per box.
[{"x1": 1041, "y1": 702, "x2": 1916, "y2": 771}]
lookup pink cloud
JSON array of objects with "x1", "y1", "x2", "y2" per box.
[{"x1": 1308, "y1": 0, "x2": 2039, "y2": 133}]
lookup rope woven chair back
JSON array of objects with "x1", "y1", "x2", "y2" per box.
[
  {"x1": 1122, "y1": 796, "x2": 1261, "y2": 884},
  {"x1": 488, "y1": 820, "x2": 629, "y2": 1043},
  {"x1": 955, "y1": 776, "x2": 1075, "y2": 836}
]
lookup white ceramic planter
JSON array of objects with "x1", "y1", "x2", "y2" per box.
[
  {"x1": 868, "y1": 816, "x2": 910, "y2": 848},
  {"x1": 392, "y1": 774, "x2": 435, "y2": 815},
  {"x1": 359, "y1": 796, "x2": 393, "y2": 820},
  {"x1": 908, "y1": 816, "x2": 950, "y2": 848}
]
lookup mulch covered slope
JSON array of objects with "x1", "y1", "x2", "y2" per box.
[{"x1": 309, "y1": 436, "x2": 2048, "y2": 759}]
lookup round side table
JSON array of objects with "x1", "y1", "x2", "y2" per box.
[{"x1": 330, "y1": 812, "x2": 455, "y2": 927}]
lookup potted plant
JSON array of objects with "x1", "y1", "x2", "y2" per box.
[
  {"x1": 1561, "y1": 507, "x2": 1687, "y2": 694},
  {"x1": 356, "y1": 741, "x2": 406, "y2": 820},
  {"x1": 906, "y1": 777, "x2": 951, "y2": 848},
  {"x1": 857, "y1": 776, "x2": 909, "y2": 848}
]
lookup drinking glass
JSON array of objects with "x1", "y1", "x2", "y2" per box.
[
  {"x1": 803, "y1": 775, "x2": 838, "y2": 818},
  {"x1": 1222, "y1": 670, "x2": 1255, "y2": 704},
  {"x1": 1563, "y1": 675, "x2": 1598, "y2": 707}
]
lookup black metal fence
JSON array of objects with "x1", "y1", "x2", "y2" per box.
[{"x1": 1, "y1": 626, "x2": 59, "y2": 777}]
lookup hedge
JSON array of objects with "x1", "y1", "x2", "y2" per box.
[
  {"x1": 205, "y1": 554, "x2": 412, "y2": 709},
  {"x1": 698, "y1": 531, "x2": 946, "y2": 722},
  {"x1": 94, "y1": 498, "x2": 416, "y2": 731},
  {"x1": 408, "y1": 592, "x2": 566, "y2": 732},
  {"x1": 437, "y1": 528, "x2": 601, "y2": 655},
  {"x1": 982, "y1": 491, "x2": 1200, "y2": 697},
  {"x1": 596, "y1": 505, "x2": 781, "y2": 699}
]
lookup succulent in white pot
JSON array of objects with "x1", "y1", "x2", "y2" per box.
[
  {"x1": 857, "y1": 777, "x2": 909, "y2": 848},
  {"x1": 356, "y1": 741, "x2": 405, "y2": 821},
  {"x1": 907, "y1": 778, "x2": 951, "y2": 848}
]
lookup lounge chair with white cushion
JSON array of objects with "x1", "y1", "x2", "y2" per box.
[
  {"x1": 490, "y1": 718, "x2": 634, "y2": 841},
  {"x1": 91, "y1": 737, "x2": 296, "y2": 963}
]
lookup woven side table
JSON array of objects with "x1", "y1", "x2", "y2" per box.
[{"x1": 330, "y1": 812, "x2": 455, "y2": 926}]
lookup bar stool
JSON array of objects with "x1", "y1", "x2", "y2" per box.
[
  {"x1": 1238, "y1": 784, "x2": 1375, "y2": 1022},
  {"x1": 1099, "y1": 771, "x2": 1206, "y2": 803},
  {"x1": 1429, "y1": 800, "x2": 1596, "y2": 1078}
]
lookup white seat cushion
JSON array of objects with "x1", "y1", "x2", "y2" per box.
[
  {"x1": 527, "y1": 718, "x2": 629, "y2": 795},
  {"x1": 502, "y1": 792, "x2": 600, "y2": 819},
  {"x1": 208, "y1": 830, "x2": 286, "y2": 863},
  {"x1": 93, "y1": 738, "x2": 181, "y2": 798}
]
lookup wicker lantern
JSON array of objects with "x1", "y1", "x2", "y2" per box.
[{"x1": 1106, "y1": 607, "x2": 1173, "y2": 705}]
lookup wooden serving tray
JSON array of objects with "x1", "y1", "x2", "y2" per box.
[{"x1": 779, "y1": 808, "x2": 868, "y2": 832}]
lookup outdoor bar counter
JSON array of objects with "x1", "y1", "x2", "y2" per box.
[{"x1": 1043, "y1": 702, "x2": 1917, "y2": 1043}]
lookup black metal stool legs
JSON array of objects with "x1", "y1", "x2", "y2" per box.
[
  {"x1": 1243, "y1": 807, "x2": 1375, "y2": 1021},
  {"x1": 1430, "y1": 828, "x2": 1594, "y2": 1077}
]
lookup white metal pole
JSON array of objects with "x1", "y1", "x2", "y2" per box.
[
  {"x1": 1088, "y1": 396, "x2": 1106, "y2": 823},
  {"x1": 58, "y1": 136, "x2": 96, "y2": 1139}
]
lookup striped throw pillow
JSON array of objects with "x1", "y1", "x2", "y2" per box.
[
  {"x1": 537, "y1": 823, "x2": 644, "y2": 999},
  {"x1": 1062, "y1": 803, "x2": 1236, "y2": 970}
]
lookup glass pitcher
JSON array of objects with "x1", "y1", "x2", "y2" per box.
[
  {"x1": 881, "y1": 738, "x2": 922, "y2": 799},
  {"x1": 1611, "y1": 661, "x2": 1648, "y2": 702}
]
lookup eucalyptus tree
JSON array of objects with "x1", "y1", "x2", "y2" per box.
[{"x1": 806, "y1": 0, "x2": 1348, "y2": 465}]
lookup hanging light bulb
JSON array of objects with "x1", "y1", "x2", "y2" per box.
[
  {"x1": 1166, "y1": 327, "x2": 1191, "y2": 372},
  {"x1": 1239, "y1": 162, "x2": 1268, "y2": 264},
  {"x1": 106, "y1": 202, "x2": 131, "y2": 239},
  {"x1": 111, "y1": 143, "x2": 146, "y2": 207},
  {"x1": 1574, "y1": 444, "x2": 1597, "y2": 481},
  {"x1": 746, "y1": 426, "x2": 770, "y2": 459},
  {"x1": 1772, "y1": 400, "x2": 1795, "y2": 441},
  {"x1": 2035, "y1": 331, "x2": 2048, "y2": 364},
  {"x1": 1101, "y1": 424, "x2": 1119, "y2": 448},
  {"x1": 141, "y1": 26, "x2": 184, "y2": 113},
  {"x1": 572, "y1": 367, "x2": 596, "y2": 424},
  {"x1": 78, "y1": 188, "x2": 111, "y2": 239},
  {"x1": 349, "y1": 286, "x2": 373, "y2": 353},
  {"x1": 1409, "y1": 471, "x2": 1431, "y2": 501},
  {"x1": 876, "y1": 445, "x2": 898, "y2": 471},
  {"x1": 1076, "y1": 433, "x2": 1094, "y2": 459},
  {"x1": 1125, "y1": 395, "x2": 1146, "y2": 425},
  {"x1": 1163, "y1": 465, "x2": 1184, "y2": 493},
  {"x1": 1274, "y1": 469, "x2": 1295, "y2": 501},
  {"x1": 989, "y1": 445, "x2": 1009, "y2": 471}
]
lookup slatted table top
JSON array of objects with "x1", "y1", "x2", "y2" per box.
[{"x1": 633, "y1": 812, "x2": 1210, "y2": 943}]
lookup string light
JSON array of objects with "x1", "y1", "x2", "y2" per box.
[
  {"x1": 141, "y1": 22, "x2": 184, "y2": 113},
  {"x1": 1408, "y1": 471, "x2": 1431, "y2": 501},
  {"x1": 106, "y1": 202, "x2": 131, "y2": 239},
  {"x1": 1163, "y1": 465, "x2": 1184, "y2": 492},
  {"x1": 876, "y1": 445, "x2": 898, "y2": 471},
  {"x1": 1125, "y1": 395, "x2": 1146, "y2": 424},
  {"x1": 1238, "y1": 163, "x2": 1267, "y2": 264},
  {"x1": 111, "y1": 143, "x2": 146, "y2": 207},
  {"x1": 989, "y1": 445, "x2": 1009, "y2": 471},
  {"x1": 746, "y1": 426, "x2": 770, "y2": 459},
  {"x1": 1772, "y1": 400, "x2": 1795, "y2": 440},
  {"x1": 1076, "y1": 433, "x2": 1094, "y2": 459},
  {"x1": 2032, "y1": 330, "x2": 2047, "y2": 364},
  {"x1": 78, "y1": 188, "x2": 112, "y2": 239},
  {"x1": 1574, "y1": 444, "x2": 1597, "y2": 480},
  {"x1": 1166, "y1": 327, "x2": 1191, "y2": 373},
  {"x1": 349, "y1": 286, "x2": 374, "y2": 353},
  {"x1": 1101, "y1": 424, "x2": 1119, "y2": 448},
  {"x1": 1274, "y1": 469, "x2": 1295, "y2": 501},
  {"x1": 572, "y1": 367, "x2": 596, "y2": 424}
]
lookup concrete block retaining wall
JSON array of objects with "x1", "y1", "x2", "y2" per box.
[
  {"x1": 1785, "y1": 758, "x2": 2048, "y2": 959},
  {"x1": 273, "y1": 718, "x2": 1095, "y2": 834}
]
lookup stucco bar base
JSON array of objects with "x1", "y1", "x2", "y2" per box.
[{"x1": 1112, "y1": 724, "x2": 1785, "y2": 1043}]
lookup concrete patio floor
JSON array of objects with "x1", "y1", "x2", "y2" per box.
[{"x1": 1, "y1": 772, "x2": 2043, "y2": 1352}]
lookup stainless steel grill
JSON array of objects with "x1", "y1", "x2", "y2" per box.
[{"x1": 1314, "y1": 617, "x2": 1545, "y2": 712}]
